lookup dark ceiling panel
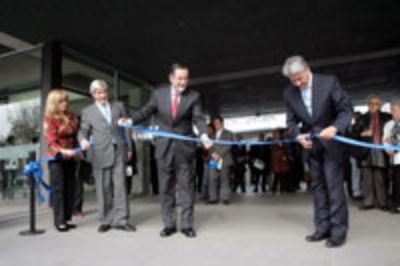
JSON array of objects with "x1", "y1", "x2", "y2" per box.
[{"x1": 1, "y1": 0, "x2": 399, "y2": 117}]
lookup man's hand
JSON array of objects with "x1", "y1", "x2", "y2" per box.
[
  {"x1": 212, "y1": 153, "x2": 220, "y2": 162},
  {"x1": 297, "y1": 133, "x2": 313, "y2": 150},
  {"x1": 201, "y1": 134, "x2": 213, "y2": 150},
  {"x1": 60, "y1": 149, "x2": 76, "y2": 157},
  {"x1": 319, "y1": 126, "x2": 338, "y2": 140},
  {"x1": 118, "y1": 117, "x2": 132, "y2": 126},
  {"x1": 80, "y1": 138, "x2": 91, "y2": 150},
  {"x1": 128, "y1": 152, "x2": 133, "y2": 161},
  {"x1": 361, "y1": 129, "x2": 373, "y2": 137}
]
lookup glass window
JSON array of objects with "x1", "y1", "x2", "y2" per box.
[{"x1": 0, "y1": 47, "x2": 42, "y2": 211}]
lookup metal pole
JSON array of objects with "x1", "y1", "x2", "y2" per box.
[{"x1": 19, "y1": 151, "x2": 45, "y2": 236}]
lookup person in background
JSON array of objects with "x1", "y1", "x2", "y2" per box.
[
  {"x1": 271, "y1": 129, "x2": 290, "y2": 195},
  {"x1": 44, "y1": 89, "x2": 80, "y2": 232},
  {"x1": 348, "y1": 112, "x2": 363, "y2": 200},
  {"x1": 249, "y1": 134, "x2": 271, "y2": 193},
  {"x1": 353, "y1": 95, "x2": 391, "y2": 211},
  {"x1": 232, "y1": 134, "x2": 247, "y2": 194},
  {"x1": 383, "y1": 98, "x2": 400, "y2": 213},
  {"x1": 125, "y1": 137, "x2": 138, "y2": 196},
  {"x1": 208, "y1": 116, "x2": 234, "y2": 205},
  {"x1": 201, "y1": 123, "x2": 215, "y2": 202}
]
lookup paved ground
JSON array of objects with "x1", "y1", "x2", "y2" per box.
[{"x1": 1, "y1": 192, "x2": 400, "y2": 266}]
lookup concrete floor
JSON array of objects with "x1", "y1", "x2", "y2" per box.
[{"x1": 1, "y1": 193, "x2": 400, "y2": 266}]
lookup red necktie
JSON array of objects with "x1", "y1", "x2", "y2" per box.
[
  {"x1": 371, "y1": 113, "x2": 381, "y2": 144},
  {"x1": 171, "y1": 91, "x2": 179, "y2": 119}
]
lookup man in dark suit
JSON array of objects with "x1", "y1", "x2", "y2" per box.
[
  {"x1": 124, "y1": 64, "x2": 211, "y2": 238},
  {"x1": 249, "y1": 134, "x2": 271, "y2": 193},
  {"x1": 282, "y1": 56, "x2": 353, "y2": 248},
  {"x1": 208, "y1": 116, "x2": 234, "y2": 204},
  {"x1": 232, "y1": 134, "x2": 247, "y2": 194}
]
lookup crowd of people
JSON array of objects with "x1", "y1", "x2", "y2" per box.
[{"x1": 42, "y1": 56, "x2": 400, "y2": 248}]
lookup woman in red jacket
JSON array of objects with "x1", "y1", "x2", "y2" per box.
[{"x1": 44, "y1": 89, "x2": 79, "y2": 232}]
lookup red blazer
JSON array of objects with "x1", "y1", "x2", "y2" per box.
[{"x1": 44, "y1": 112, "x2": 79, "y2": 159}]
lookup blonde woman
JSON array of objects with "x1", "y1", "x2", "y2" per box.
[{"x1": 44, "y1": 89, "x2": 79, "y2": 232}]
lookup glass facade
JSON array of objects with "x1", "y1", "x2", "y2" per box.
[
  {"x1": 0, "y1": 47, "x2": 43, "y2": 214},
  {"x1": 0, "y1": 43, "x2": 153, "y2": 218}
]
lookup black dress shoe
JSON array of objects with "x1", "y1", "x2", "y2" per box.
[
  {"x1": 115, "y1": 224, "x2": 137, "y2": 232},
  {"x1": 181, "y1": 228, "x2": 196, "y2": 238},
  {"x1": 55, "y1": 224, "x2": 69, "y2": 232},
  {"x1": 305, "y1": 232, "x2": 330, "y2": 242},
  {"x1": 325, "y1": 237, "x2": 346, "y2": 248},
  {"x1": 359, "y1": 205, "x2": 374, "y2": 211},
  {"x1": 207, "y1": 200, "x2": 219, "y2": 205},
  {"x1": 160, "y1": 227, "x2": 177, "y2": 237},
  {"x1": 98, "y1": 224, "x2": 111, "y2": 233},
  {"x1": 66, "y1": 223, "x2": 77, "y2": 229},
  {"x1": 222, "y1": 200, "x2": 230, "y2": 205}
]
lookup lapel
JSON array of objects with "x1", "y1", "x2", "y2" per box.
[
  {"x1": 311, "y1": 74, "x2": 321, "y2": 123},
  {"x1": 292, "y1": 87, "x2": 312, "y2": 123},
  {"x1": 164, "y1": 88, "x2": 173, "y2": 125},
  {"x1": 110, "y1": 101, "x2": 119, "y2": 126}
]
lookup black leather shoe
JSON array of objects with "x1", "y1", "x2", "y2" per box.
[
  {"x1": 115, "y1": 224, "x2": 137, "y2": 232},
  {"x1": 305, "y1": 232, "x2": 330, "y2": 242},
  {"x1": 160, "y1": 227, "x2": 177, "y2": 237},
  {"x1": 207, "y1": 200, "x2": 219, "y2": 205},
  {"x1": 222, "y1": 200, "x2": 230, "y2": 205},
  {"x1": 55, "y1": 224, "x2": 69, "y2": 232},
  {"x1": 98, "y1": 224, "x2": 111, "y2": 233},
  {"x1": 66, "y1": 223, "x2": 77, "y2": 229},
  {"x1": 325, "y1": 237, "x2": 346, "y2": 248},
  {"x1": 181, "y1": 228, "x2": 196, "y2": 238}
]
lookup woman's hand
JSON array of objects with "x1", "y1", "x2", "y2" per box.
[{"x1": 60, "y1": 149, "x2": 76, "y2": 157}]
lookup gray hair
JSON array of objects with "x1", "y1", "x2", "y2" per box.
[
  {"x1": 89, "y1": 79, "x2": 109, "y2": 94},
  {"x1": 391, "y1": 98, "x2": 400, "y2": 107},
  {"x1": 367, "y1": 94, "x2": 382, "y2": 104},
  {"x1": 282, "y1": 55, "x2": 309, "y2": 77}
]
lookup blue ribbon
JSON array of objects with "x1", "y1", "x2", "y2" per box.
[
  {"x1": 23, "y1": 125, "x2": 400, "y2": 203},
  {"x1": 23, "y1": 161, "x2": 52, "y2": 203},
  {"x1": 209, "y1": 158, "x2": 219, "y2": 170},
  {"x1": 23, "y1": 144, "x2": 90, "y2": 203},
  {"x1": 123, "y1": 125, "x2": 400, "y2": 151}
]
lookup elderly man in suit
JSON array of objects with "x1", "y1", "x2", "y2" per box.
[
  {"x1": 282, "y1": 56, "x2": 353, "y2": 248},
  {"x1": 78, "y1": 79, "x2": 135, "y2": 233},
  {"x1": 123, "y1": 63, "x2": 212, "y2": 238},
  {"x1": 208, "y1": 116, "x2": 234, "y2": 204}
]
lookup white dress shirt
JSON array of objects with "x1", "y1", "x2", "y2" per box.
[{"x1": 300, "y1": 74, "x2": 313, "y2": 116}]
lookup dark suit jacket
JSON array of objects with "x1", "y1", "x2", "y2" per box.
[
  {"x1": 283, "y1": 73, "x2": 353, "y2": 137},
  {"x1": 283, "y1": 73, "x2": 353, "y2": 158},
  {"x1": 352, "y1": 111, "x2": 391, "y2": 164},
  {"x1": 131, "y1": 87, "x2": 207, "y2": 160}
]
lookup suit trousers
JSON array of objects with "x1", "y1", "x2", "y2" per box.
[
  {"x1": 308, "y1": 140, "x2": 348, "y2": 238},
  {"x1": 362, "y1": 167, "x2": 387, "y2": 208},
  {"x1": 209, "y1": 164, "x2": 231, "y2": 201},
  {"x1": 157, "y1": 141, "x2": 195, "y2": 229},
  {"x1": 93, "y1": 145, "x2": 129, "y2": 226}
]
